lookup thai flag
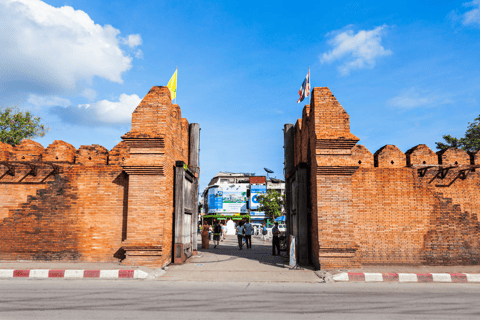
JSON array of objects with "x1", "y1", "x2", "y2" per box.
[{"x1": 297, "y1": 70, "x2": 310, "y2": 103}]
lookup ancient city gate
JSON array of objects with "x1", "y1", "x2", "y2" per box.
[
  {"x1": 173, "y1": 124, "x2": 200, "y2": 263},
  {"x1": 0, "y1": 86, "x2": 200, "y2": 268},
  {"x1": 285, "y1": 87, "x2": 480, "y2": 270}
]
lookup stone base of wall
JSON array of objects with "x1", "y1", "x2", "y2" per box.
[{"x1": 121, "y1": 246, "x2": 166, "y2": 268}]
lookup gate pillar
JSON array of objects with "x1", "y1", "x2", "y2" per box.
[
  {"x1": 119, "y1": 86, "x2": 191, "y2": 268},
  {"x1": 312, "y1": 88, "x2": 361, "y2": 269}
]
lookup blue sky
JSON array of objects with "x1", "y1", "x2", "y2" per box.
[{"x1": 1, "y1": 0, "x2": 479, "y2": 191}]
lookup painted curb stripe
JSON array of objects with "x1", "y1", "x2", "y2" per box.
[
  {"x1": 64, "y1": 270, "x2": 83, "y2": 278},
  {"x1": 0, "y1": 270, "x2": 14, "y2": 278},
  {"x1": 332, "y1": 272, "x2": 349, "y2": 282},
  {"x1": 431, "y1": 273, "x2": 452, "y2": 282},
  {"x1": 364, "y1": 273, "x2": 383, "y2": 282},
  {"x1": 119, "y1": 270, "x2": 135, "y2": 278},
  {"x1": 348, "y1": 273, "x2": 365, "y2": 281},
  {"x1": 13, "y1": 270, "x2": 30, "y2": 277},
  {"x1": 466, "y1": 274, "x2": 480, "y2": 283},
  {"x1": 450, "y1": 273, "x2": 468, "y2": 283},
  {"x1": 30, "y1": 269, "x2": 49, "y2": 278},
  {"x1": 0, "y1": 269, "x2": 142, "y2": 279},
  {"x1": 48, "y1": 270, "x2": 65, "y2": 278},
  {"x1": 382, "y1": 273, "x2": 399, "y2": 282},
  {"x1": 398, "y1": 273, "x2": 418, "y2": 282},
  {"x1": 100, "y1": 270, "x2": 119, "y2": 278},
  {"x1": 84, "y1": 270, "x2": 100, "y2": 278},
  {"x1": 416, "y1": 273, "x2": 433, "y2": 282},
  {"x1": 134, "y1": 270, "x2": 149, "y2": 279}
]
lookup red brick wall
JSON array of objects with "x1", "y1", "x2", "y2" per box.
[
  {"x1": 0, "y1": 141, "x2": 126, "y2": 262},
  {"x1": 0, "y1": 86, "x2": 194, "y2": 267},
  {"x1": 290, "y1": 87, "x2": 480, "y2": 268}
]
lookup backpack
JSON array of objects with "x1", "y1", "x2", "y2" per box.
[
  {"x1": 214, "y1": 224, "x2": 222, "y2": 234},
  {"x1": 262, "y1": 226, "x2": 267, "y2": 235}
]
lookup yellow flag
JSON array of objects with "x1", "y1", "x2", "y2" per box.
[{"x1": 167, "y1": 68, "x2": 177, "y2": 101}]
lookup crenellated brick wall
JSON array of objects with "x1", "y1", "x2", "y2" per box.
[
  {"x1": 0, "y1": 86, "x2": 196, "y2": 268},
  {"x1": 288, "y1": 87, "x2": 480, "y2": 269}
]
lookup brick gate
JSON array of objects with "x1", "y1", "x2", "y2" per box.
[{"x1": 0, "y1": 86, "x2": 200, "y2": 268}]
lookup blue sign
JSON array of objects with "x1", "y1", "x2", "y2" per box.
[
  {"x1": 250, "y1": 185, "x2": 266, "y2": 210},
  {"x1": 208, "y1": 187, "x2": 223, "y2": 213}
]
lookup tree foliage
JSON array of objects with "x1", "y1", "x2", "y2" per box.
[
  {"x1": 0, "y1": 107, "x2": 48, "y2": 146},
  {"x1": 257, "y1": 189, "x2": 284, "y2": 220},
  {"x1": 436, "y1": 115, "x2": 480, "y2": 152}
]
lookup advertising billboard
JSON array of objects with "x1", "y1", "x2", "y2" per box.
[
  {"x1": 207, "y1": 187, "x2": 223, "y2": 213},
  {"x1": 222, "y1": 184, "x2": 248, "y2": 213},
  {"x1": 250, "y1": 185, "x2": 267, "y2": 210},
  {"x1": 208, "y1": 185, "x2": 247, "y2": 213}
]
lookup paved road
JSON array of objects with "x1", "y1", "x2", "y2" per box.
[{"x1": 1, "y1": 280, "x2": 480, "y2": 319}]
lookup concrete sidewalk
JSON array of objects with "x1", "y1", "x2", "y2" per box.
[{"x1": 158, "y1": 235, "x2": 322, "y2": 283}]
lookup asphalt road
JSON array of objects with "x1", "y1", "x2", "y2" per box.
[{"x1": 1, "y1": 280, "x2": 480, "y2": 320}]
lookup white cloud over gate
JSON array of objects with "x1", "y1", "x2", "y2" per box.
[
  {"x1": 0, "y1": 0, "x2": 141, "y2": 98},
  {"x1": 49, "y1": 93, "x2": 142, "y2": 126},
  {"x1": 321, "y1": 25, "x2": 392, "y2": 75}
]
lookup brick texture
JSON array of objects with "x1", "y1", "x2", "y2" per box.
[
  {"x1": 0, "y1": 86, "x2": 195, "y2": 268},
  {"x1": 290, "y1": 87, "x2": 480, "y2": 269}
]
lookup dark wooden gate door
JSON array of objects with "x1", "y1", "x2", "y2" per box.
[{"x1": 173, "y1": 123, "x2": 200, "y2": 264}]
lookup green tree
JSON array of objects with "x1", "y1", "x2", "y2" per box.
[
  {"x1": 436, "y1": 115, "x2": 480, "y2": 152},
  {"x1": 0, "y1": 107, "x2": 48, "y2": 146},
  {"x1": 257, "y1": 189, "x2": 284, "y2": 220}
]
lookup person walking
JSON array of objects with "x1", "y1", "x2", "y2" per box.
[
  {"x1": 243, "y1": 220, "x2": 253, "y2": 249},
  {"x1": 262, "y1": 222, "x2": 267, "y2": 242},
  {"x1": 236, "y1": 221, "x2": 244, "y2": 250},
  {"x1": 272, "y1": 222, "x2": 281, "y2": 256},
  {"x1": 221, "y1": 222, "x2": 227, "y2": 241},
  {"x1": 201, "y1": 221, "x2": 210, "y2": 249},
  {"x1": 213, "y1": 220, "x2": 222, "y2": 249}
]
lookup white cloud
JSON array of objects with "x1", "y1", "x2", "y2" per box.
[
  {"x1": 0, "y1": 0, "x2": 141, "y2": 99},
  {"x1": 321, "y1": 25, "x2": 392, "y2": 75},
  {"x1": 81, "y1": 88, "x2": 97, "y2": 101},
  {"x1": 135, "y1": 49, "x2": 144, "y2": 59},
  {"x1": 461, "y1": 0, "x2": 480, "y2": 26},
  {"x1": 388, "y1": 88, "x2": 454, "y2": 109},
  {"x1": 26, "y1": 94, "x2": 71, "y2": 109},
  {"x1": 50, "y1": 93, "x2": 141, "y2": 126},
  {"x1": 122, "y1": 34, "x2": 143, "y2": 48}
]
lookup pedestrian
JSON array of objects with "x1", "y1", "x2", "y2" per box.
[
  {"x1": 213, "y1": 220, "x2": 222, "y2": 249},
  {"x1": 272, "y1": 222, "x2": 281, "y2": 256},
  {"x1": 201, "y1": 221, "x2": 210, "y2": 249},
  {"x1": 236, "y1": 221, "x2": 244, "y2": 250},
  {"x1": 262, "y1": 222, "x2": 267, "y2": 242},
  {"x1": 221, "y1": 222, "x2": 227, "y2": 241},
  {"x1": 243, "y1": 219, "x2": 253, "y2": 249}
]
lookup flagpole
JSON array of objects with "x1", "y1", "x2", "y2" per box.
[
  {"x1": 175, "y1": 66, "x2": 177, "y2": 104},
  {"x1": 308, "y1": 66, "x2": 311, "y2": 106}
]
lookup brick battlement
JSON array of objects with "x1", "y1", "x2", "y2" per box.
[
  {"x1": 288, "y1": 87, "x2": 480, "y2": 269},
  {"x1": 0, "y1": 140, "x2": 128, "y2": 166},
  {"x1": 0, "y1": 86, "x2": 196, "y2": 268}
]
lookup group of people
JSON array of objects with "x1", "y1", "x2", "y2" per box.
[
  {"x1": 200, "y1": 220, "x2": 227, "y2": 249},
  {"x1": 235, "y1": 220, "x2": 252, "y2": 250},
  {"x1": 200, "y1": 219, "x2": 283, "y2": 256}
]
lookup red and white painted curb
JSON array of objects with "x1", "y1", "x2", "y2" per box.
[
  {"x1": 0, "y1": 269, "x2": 148, "y2": 279},
  {"x1": 333, "y1": 272, "x2": 480, "y2": 283}
]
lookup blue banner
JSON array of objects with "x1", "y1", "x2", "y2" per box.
[{"x1": 250, "y1": 185, "x2": 266, "y2": 210}]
